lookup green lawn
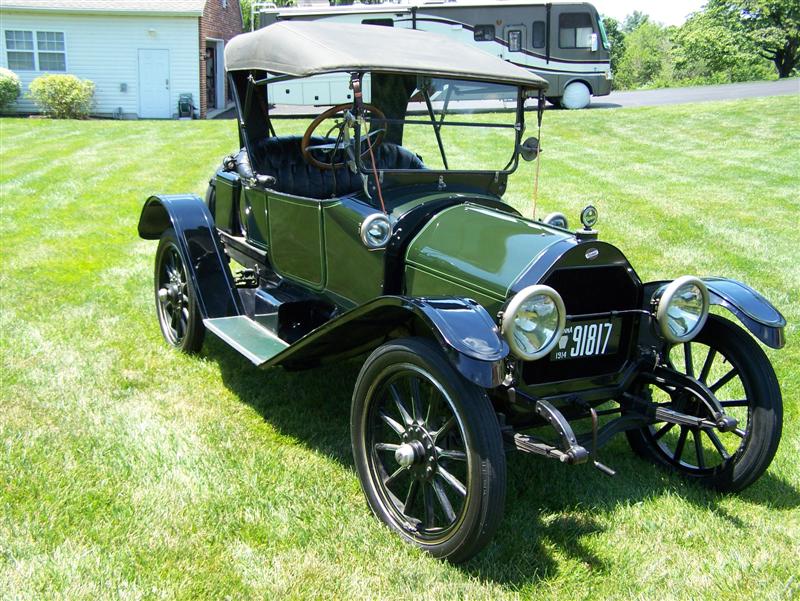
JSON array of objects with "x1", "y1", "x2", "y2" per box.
[{"x1": 1, "y1": 96, "x2": 798, "y2": 600}]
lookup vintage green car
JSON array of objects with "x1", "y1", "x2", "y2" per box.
[{"x1": 138, "y1": 21, "x2": 786, "y2": 562}]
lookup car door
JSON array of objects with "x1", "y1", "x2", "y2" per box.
[{"x1": 266, "y1": 192, "x2": 327, "y2": 289}]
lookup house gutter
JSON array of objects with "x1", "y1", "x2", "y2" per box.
[{"x1": 0, "y1": 6, "x2": 203, "y2": 16}]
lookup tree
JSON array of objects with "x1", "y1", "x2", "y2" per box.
[
  {"x1": 622, "y1": 10, "x2": 650, "y2": 33},
  {"x1": 615, "y1": 21, "x2": 675, "y2": 88},
  {"x1": 602, "y1": 16, "x2": 626, "y2": 79},
  {"x1": 709, "y1": 0, "x2": 800, "y2": 77},
  {"x1": 674, "y1": 7, "x2": 775, "y2": 83}
]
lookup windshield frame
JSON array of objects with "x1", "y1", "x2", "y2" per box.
[{"x1": 351, "y1": 71, "x2": 532, "y2": 177}]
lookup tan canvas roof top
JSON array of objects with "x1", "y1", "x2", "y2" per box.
[{"x1": 224, "y1": 21, "x2": 548, "y2": 89}]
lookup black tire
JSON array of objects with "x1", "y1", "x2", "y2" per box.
[
  {"x1": 154, "y1": 228, "x2": 205, "y2": 353},
  {"x1": 351, "y1": 338, "x2": 506, "y2": 563},
  {"x1": 626, "y1": 315, "x2": 782, "y2": 492}
]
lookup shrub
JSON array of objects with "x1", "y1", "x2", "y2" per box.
[
  {"x1": 28, "y1": 74, "x2": 94, "y2": 118},
  {"x1": 0, "y1": 68, "x2": 21, "y2": 111}
]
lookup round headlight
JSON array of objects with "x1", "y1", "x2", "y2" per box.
[
  {"x1": 654, "y1": 276, "x2": 710, "y2": 343},
  {"x1": 501, "y1": 285, "x2": 566, "y2": 360},
  {"x1": 360, "y1": 213, "x2": 392, "y2": 249}
]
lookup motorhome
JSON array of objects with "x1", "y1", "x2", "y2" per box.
[{"x1": 254, "y1": 1, "x2": 612, "y2": 109}]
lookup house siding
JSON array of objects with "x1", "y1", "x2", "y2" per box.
[
  {"x1": 0, "y1": 11, "x2": 200, "y2": 118},
  {"x1": 198, "y1": 0, "x2": 242, "y2": 117}
]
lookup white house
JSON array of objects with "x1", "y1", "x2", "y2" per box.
[{"x1": 0, "y1": 0, "x2": 243, "y2": 118}]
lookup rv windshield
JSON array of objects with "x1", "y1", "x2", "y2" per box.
[
  {"x1": 596, "y1": 11, "x2": 610, "y2": 50},
  {"x1": 262, "y1": 73, "x2": 524, "y2": 174}
]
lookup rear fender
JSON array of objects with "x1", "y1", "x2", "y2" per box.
[
  {"x1": 268, "y1": 296, "x2": 509, "y2": 388},
  {"x1": 138, "y1": 194, "x2": 242, "y2": 319},
  {"x1": 643, "y1": 277, "x2": 786, "y2": 349}
]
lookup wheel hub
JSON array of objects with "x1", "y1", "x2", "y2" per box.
[
  {"x1": 159, "y1": 283, "x2": 182, "y2": 306},
  {"x1": 394, "y1": 442, "x2": 421, "y2": 467},
  {"x1": 398, "y1": 424, "x2": 437, "y2": 479}
]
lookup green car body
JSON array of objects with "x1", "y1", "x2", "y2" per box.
[{"x1": 138, "y1": 21, "x2": 787, "y2": 563}]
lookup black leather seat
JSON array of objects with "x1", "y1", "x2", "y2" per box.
[{"x1": 234, "y1": 135, "x2": 425, "y2": 199}]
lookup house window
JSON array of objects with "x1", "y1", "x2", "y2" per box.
[
  {"x1": 559, "y1": 13, "x2": 593, "y2": 49},
  {"x1": 4, "y1": 30, "x2": 65, "y2": 71},
  {"x1": 532, "y1": 21, "x2": 546, "y2": 49},
  {"x1": 5, "y1": 30, "x2": 35, "y2": 71},
  {"x1": 473, "y1": 25, "x2": 495, "y2": 42},
  {"x1": 507, "y1": 30, "x2": 522, "y2": 52},
  {"x1": 37, "y1": 31, "x2": 66, "y2": 71}
]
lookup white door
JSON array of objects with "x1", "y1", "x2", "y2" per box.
[{"x1": 138, "y1": 49, "x2": 170, "y2": 118}]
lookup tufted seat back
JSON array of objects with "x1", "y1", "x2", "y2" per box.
[{"x1": 235, "y1": 135, "x2": 425, "y2": 199}]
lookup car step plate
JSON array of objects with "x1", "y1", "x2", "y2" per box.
[{"x1": 203, "y1": 316, "x2": 288, "y2": 365}]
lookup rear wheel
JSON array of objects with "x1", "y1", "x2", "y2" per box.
[
  {"x1": 626, "y1": 315, "x2": 782, "y2": 492},
  {"x1": 154, "y1": 228, "x2": 205, "y2": 353},
  {"x1": 351, "y1": 338, "x2": 506, "y2": 563}
]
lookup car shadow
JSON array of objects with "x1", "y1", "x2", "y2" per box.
[{"x1": 205, "y1": 336, "x2": 800, "y2": 588}]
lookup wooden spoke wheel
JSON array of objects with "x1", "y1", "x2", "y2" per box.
[
  {"x1": 626, "y1": 315, "x2": 782, "y2": 492},
  {"x1": 351, "y1": 338, "x2": 506, "y2": 563},
  {"x1": 154, "y1": 228, "x2": 204, "y2": 353}
]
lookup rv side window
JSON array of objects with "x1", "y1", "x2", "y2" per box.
[
  {"x1": 507, "y1": 30, "x2": 522, "y2": 52},
  {"x1": 558, "y1": 13, "x2": 594, "y2": 49},
  {"x1": 532, "y1": 21, "x2": 546, "y2": 48},
  {"x1": 474, "y1": 25, "x2": 495, "y2": 41},
  {"x1": 362, "y1": 18, "x2": 394, "y2": 27}
]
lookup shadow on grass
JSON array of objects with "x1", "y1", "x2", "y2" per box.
[{"x1": 206, "y1": 336, "x2": 800, "y2": 588}]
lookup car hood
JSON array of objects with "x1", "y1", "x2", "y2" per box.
[{"x1": 404, "y1": 203, "x2": 572, "y2": 302}]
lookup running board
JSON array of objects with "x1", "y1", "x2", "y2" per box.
[{"x1": 203, "y1": 316, "x2": 288, "y2": 365}]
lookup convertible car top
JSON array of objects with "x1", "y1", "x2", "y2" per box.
[{"x1": 224, "y1": 20, "x2": 549, "y2": 89}]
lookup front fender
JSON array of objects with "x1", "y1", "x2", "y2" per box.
[
  {"x1": 644, "y1": 277, "x2": 786, "y2": 349},
  {"x1": 138, "y1": 194, "x2": 242, "y2": 319},
  {"x1": 265, "y1": 296, "x2": 509, "y2": 388},
  {"x1": 702, "y1": 277, "x2": 786, "y2": 349}
]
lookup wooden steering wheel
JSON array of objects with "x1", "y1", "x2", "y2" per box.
[{"x1": 301, "y1": 103, "x2": 386, "y2": 170}]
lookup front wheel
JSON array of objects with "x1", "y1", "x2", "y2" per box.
[
  {"x1": 351, "y1": 338, "x2": 506, "y2": 563},
  {"x1": 626, "y1": 315, "x2": 782, "y2": 492}
]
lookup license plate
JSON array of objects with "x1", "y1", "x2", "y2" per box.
[{"x1": 550, "y1": 318, "x2": 622, "y2": 361}]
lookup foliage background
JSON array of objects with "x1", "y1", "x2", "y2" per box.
[{"x1": 605, "y1": 0, "x2": 798, "y2": 89}]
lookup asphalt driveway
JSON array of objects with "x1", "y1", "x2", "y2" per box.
[{"x1": 592, "y1": 78, "x2": 799, "y2": 109}]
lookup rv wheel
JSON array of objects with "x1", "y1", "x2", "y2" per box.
[{"x1": 561, "y1": 82, "x2": 591, "y2": 109}]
